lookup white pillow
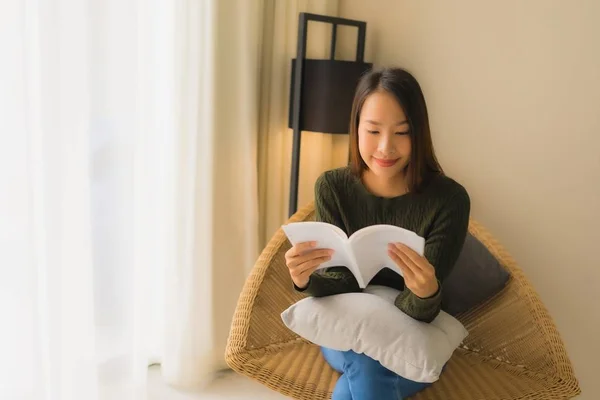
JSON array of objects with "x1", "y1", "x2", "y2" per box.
[{"x1": 280, "y1": 285, "x2": 468, "y2": 383}]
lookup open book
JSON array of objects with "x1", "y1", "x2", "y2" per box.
[{"x1": 281, "y1": 222, "x2": 425, "y2": 289}]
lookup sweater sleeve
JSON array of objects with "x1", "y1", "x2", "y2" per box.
[
  {"x1": 394, "y1": 187, "x2": 471, "y2": 322},
  {"x1": 293, "y1": 173, "x2": 362, "y2": 297}
]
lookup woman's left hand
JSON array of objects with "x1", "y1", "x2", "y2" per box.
[{"x1": 388, "y1": 243, "x2": 439, "y2": 298}]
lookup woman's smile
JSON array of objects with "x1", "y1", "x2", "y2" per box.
[{"x1": 373, "y1": 157, "x2": 400, "y2": 168}]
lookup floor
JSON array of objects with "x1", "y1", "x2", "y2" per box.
[{"x1": 147, "y1": 366, "x2": 289, "y2": 400}]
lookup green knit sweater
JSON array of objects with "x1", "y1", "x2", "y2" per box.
[{"x1": 295, "y1": 167, "x2": 471, "y2": 322}]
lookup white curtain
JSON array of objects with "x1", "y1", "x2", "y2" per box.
[
  {"x1": 257, "y1": 0, "x2": 350, "y2": 248},
  {"x1": 159, "y1": 0, "x2": 262, "y2": 387},
  {"x1": 0, "y1": 0, "x2": 260, "y2": 398}
]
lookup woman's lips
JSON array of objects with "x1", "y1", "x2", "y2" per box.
[{"x1": 373, "y1": 157, "x2": 399, "y2": 167}]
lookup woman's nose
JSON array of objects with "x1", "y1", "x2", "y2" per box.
[{"x1": 378, "y1": 138, "x2": 394, "y2": 155}]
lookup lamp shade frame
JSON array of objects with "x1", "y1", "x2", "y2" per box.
[{"x1": 288, "y1": 59, "x2": 373, "y2": 134}]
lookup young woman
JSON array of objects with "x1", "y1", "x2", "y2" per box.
[{"x1": 284, "y1": 68, "x2": 470, "y2": 399}]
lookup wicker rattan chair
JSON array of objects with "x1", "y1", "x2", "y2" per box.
[{"x1": 225, "y1": 202, "x2": 581, "y2": 399}]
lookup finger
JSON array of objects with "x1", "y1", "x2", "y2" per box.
[
  {"x1": 289, "y1": 249, "x2": 333, "y2": 268},
  {"x1": 288, "y1": 249, "x2": 332, "y2": 269},
  {"x1": 391, "y1": 244, "x2": 425, "y2": 272},
  {"x1": 393, "y1": 243, "x2": 426, "y2": 270},
  {"x1": 295, "y1": 256, "x2": 331, "y2": 276},
  {"x1": 388, "y1": 249, "x2": 415, "y2": 280},
  {"x1": 391, "y1": 248, "x2": 425, "y2": 284},
  {"x1": 288, "y1": 241, "x2": 317, "y2": 257}
]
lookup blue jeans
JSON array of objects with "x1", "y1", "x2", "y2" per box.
[{"x1": 321, "y1": 347, "x2": 431, "y2": 400}]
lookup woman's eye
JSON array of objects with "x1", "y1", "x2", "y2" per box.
[
  {"x1": 395, "y1": 131, "x2": 410, "y2": 136},
  {"x1": 367, "y1": 130, "x2": 379, "y2": 135}
]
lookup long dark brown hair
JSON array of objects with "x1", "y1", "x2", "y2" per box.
[{"x1": 349, "y1": 67, "x2": 444, "y2": 193}]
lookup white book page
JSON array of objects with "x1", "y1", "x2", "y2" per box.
[
  {"x1": 348, "y1": 225, "x2": 425, "y2": 286},
  {"x1": 281, "y1": 222, "x2": 355, "y2": 273}
]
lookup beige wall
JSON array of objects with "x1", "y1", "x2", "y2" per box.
[{"x1": 338, "y1": 0, "x2": 600, "y2": 398}]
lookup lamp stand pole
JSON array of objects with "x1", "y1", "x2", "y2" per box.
[{"x1": 288, "y1": 13, "x2": 308, "y2": 218}]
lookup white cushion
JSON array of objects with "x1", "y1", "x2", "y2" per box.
[{"x1": 280, "y1": 285, "x2": 468, "y2": 383}]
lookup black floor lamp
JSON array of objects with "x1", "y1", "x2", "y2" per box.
[{"x1": 287, "y1": 13, "x2": 372, "y2": 217}]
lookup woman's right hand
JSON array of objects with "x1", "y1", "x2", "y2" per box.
[{"x1": 285, "y1": 241, "x2": 334, "y2": 289}]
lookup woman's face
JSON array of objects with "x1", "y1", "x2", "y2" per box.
[{"x1": 358, "y1": 90, "x2": 411, "y2": 180}]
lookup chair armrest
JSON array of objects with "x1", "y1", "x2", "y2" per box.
[
  {"x1": 458, "y1": 220, "x2": 579, "y2": 393},
  {"x1": 226, "y1": 203, "x2": 316, "y2": 366}
]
